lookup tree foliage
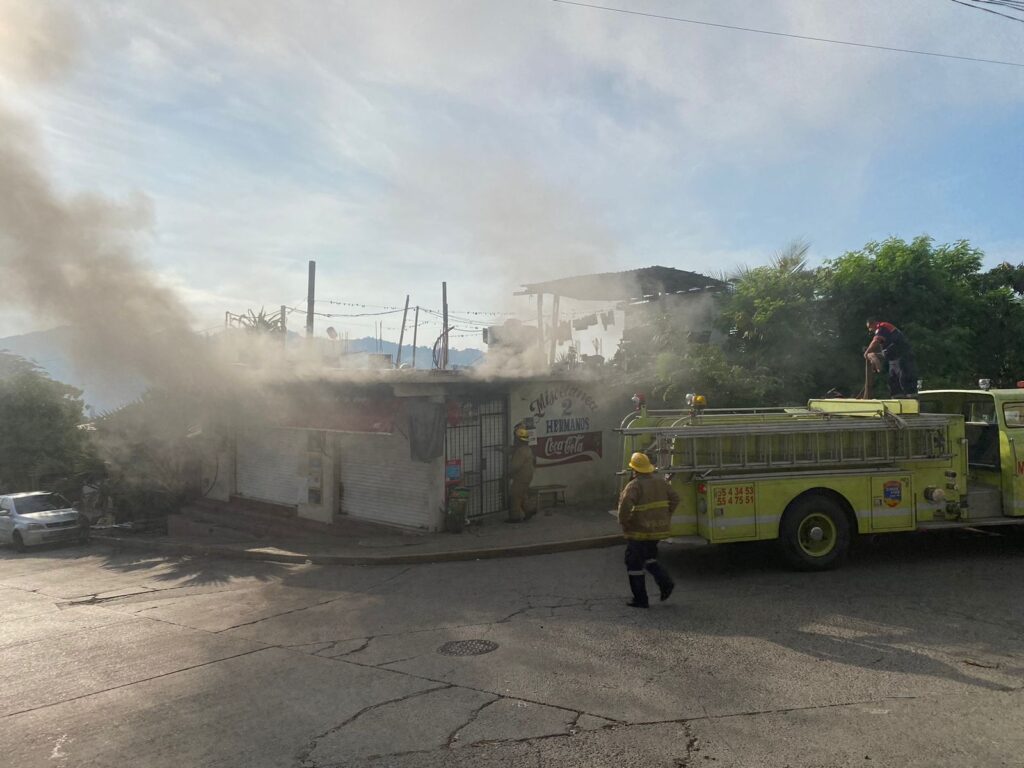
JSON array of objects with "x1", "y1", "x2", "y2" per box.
[
  {"x1": 635, "y1": 237, "x2": 1024, "y2": 407},
  {"x1": 0, "y1": 351, "x2": 93, "y2": 494}
]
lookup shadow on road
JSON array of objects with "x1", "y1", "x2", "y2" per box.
[{"x1": 96, "y1": 548, "x2": 292, "y2": 587}]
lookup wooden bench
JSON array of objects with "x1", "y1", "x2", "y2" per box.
[{"x1": 532, "y1": 484, "x2": 567, "y2": 508}]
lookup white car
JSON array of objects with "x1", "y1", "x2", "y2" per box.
[{"x1": 0, "y1": 492, "x2": 89, "y2": 552}]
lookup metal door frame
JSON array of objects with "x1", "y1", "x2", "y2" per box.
[{"x1": 445, "y1": 395, "x2": 509, "y2": 519}]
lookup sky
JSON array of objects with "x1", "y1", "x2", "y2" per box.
[{"x1": 0, "y1": 0, "x2": 1022, "y2": 349}]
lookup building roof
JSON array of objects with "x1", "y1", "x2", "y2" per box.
[{"x1": 518, "y1": 266, "x2": 726, "y2": 301}]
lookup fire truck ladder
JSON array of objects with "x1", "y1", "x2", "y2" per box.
[{"x1": 619, "y1": 411, "x2": 954, "y2": 474}]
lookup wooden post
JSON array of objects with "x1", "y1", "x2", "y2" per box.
[
  {"x1": 305, "y1": 261, "x2": 315, "y2": 338},
  {"x1": 395, "y1": 295, "x2": 410, "y2": 368},
  {"x1": 548, "y1": 293, "x2": 560, "y2": 366},
  {"x1": 535, "y1": 293, "x2": 545, "y2": 353},
  {"x1": 411, "y1": 306, "x2": 420, "y2": 368}
]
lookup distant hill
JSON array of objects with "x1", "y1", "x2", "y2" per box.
[
  {"x1": 341, "y1": 337, "x2": 484, "y2": 368},
  {"x1": 0, "y1": 327, "x2": 145, "y2": 414},
  {"x1": 0, "y1": 327, "x2": 485, "y2": 411}
]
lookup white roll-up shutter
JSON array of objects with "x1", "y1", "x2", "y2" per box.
[
  {"x1": 236, "y1": 427, "x2": 305, "y2": 506},
  {"x1": 337, "y1": 433, "x2": 441, "y2": 529}
]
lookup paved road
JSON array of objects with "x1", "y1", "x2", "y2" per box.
[{"x1": 1, "y1": 531, "x2": 1022, "y2": 767}]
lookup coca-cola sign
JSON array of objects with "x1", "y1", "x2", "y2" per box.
[{"x1": 534, "y1": 431, "x2": 603, "y2": 466}]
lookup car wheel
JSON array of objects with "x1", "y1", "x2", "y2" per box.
[
  {"x1": 779, "y1": 494, "x2": 851, "y2": 571},
  {"x1": 12, "y1": 531, "x2": 26, "y2": 553}
]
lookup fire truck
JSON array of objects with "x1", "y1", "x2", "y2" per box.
[{"x1": 618, "y1": 388, "x2": 1024, "y2": 569}]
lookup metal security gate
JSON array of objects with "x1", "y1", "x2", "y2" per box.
[
  {"x1": 236, "y1": 427, "x2": 304, "y2": 507},
  {"x1": 445, "y1": 397, "x2": 509, "y2": 519}
]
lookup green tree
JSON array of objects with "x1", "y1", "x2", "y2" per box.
[
  {"x1": 634, "y1": 236, "x2": 1024, "y2": 408},
  {"x1": 718, "y1": 242, "x2": 839, "y2": 401},
  {"x1": 822, "y1": 237, "x2": 1024, "y2": 389},
  {"x1": 0, "y1": 351, "x2": 92, "y2": 493}
]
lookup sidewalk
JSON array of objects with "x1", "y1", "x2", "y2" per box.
[{"x1": 93, "y1": 506, "x2": 624, "y2": 565}]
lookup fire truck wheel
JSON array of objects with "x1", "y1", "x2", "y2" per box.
[{"x1": 779, "y1": 495, "x2": 851, "y2": 571}]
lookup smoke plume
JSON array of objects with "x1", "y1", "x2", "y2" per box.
[{"x1": 0, "y1": 1, "x2": 217, "y2": 394}]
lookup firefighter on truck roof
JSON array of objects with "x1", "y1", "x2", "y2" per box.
[
  {"x1": 865, "y1": 317, "x2": 918, "y2": 398},
  {"x1": 617, "y1": 452, "x2": 677, "y2": 608}
]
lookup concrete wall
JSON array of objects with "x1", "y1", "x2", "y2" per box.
[{"x1": 509, "y1": 377, "x2": 634, "y2": 508}]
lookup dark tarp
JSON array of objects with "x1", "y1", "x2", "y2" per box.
[{"x1": 406, "y1": 399, "x2": 446, "y2": 462}]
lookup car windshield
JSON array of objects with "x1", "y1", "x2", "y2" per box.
[{"x1": 14, "y1": 494, "x2": 71, "y2": 514}]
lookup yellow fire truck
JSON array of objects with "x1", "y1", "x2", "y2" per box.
[{"x1": 618, "y1": 388, "x2": 1024, "y2": 569}]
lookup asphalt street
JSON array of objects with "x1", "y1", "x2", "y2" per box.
[{"x1": 1, "y1": 530, "x2": 1023, "y2": 768}]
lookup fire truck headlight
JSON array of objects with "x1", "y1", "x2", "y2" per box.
[{"x1": 924, "y1": 487, "x2": 946, "y2": 503}]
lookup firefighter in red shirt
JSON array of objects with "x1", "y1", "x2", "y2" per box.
[
  {"x1": 617, "y1": 452, "x2": 677, "y2": 608},
  {"x1": 865, "y1": 318, "x2": 918, "y2": 397}
]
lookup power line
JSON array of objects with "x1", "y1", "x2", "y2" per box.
[
  {"x1": 551, "y1": 0, "x2": 1024, "y2": 68},
  {"x1": 949, "y1": 0, "x2": 1024, "y2": 22}
]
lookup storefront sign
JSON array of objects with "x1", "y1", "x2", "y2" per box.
[
  {"x1": 527, "y1": 384, "x2": 602, "y2": 465},
  {"x1": 528, "y1": 385, "x2": 598, "y2": 419},
  {"x1": 534, "y1": 431, "x2": 603, "y2": 466}
]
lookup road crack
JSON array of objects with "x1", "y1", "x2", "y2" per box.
[
  {"x1": 295, "y1": 684, "x2": 450, "y2": 767},
  {"x1": 0, "y1": 647, "x2": 270, "y2": 719},
  {"x1": 446, "y1": 696, "x2": 500, "y2": 747}
]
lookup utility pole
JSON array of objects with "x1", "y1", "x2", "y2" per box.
[
  {"x1": 442, "y1": 282, "x2": 449, "y2": 370},
  {"x1": 411, "y1": 306, "x2": 420, "y2": 368},
  {"x1": 395, "y1": 295, "x2": 410, "y2": 368},
  {"x1": 305, "y1": 261, "x2": 316, "y2": 339}
]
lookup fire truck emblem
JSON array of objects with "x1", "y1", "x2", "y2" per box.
[{"x1": 883, "y1": 480, "x2": 902, "y2": 507}]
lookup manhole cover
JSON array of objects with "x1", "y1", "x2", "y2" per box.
[{"x1": 437, "y1": 639, "x2": 499, "y2": 657}]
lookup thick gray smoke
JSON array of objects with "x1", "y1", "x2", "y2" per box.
[{"x1": 0, "y1": 1, "x2": 216, "y2": 393}]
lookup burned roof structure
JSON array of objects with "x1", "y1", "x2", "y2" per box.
[{"x1": 518, "y1": 266, "x2": 726, "y2": 302}]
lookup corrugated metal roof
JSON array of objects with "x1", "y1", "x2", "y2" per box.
[{"x1": 518, "y1": 266, "x2": 726, "y2": 301}]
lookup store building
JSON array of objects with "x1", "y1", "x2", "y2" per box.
[{"x1": 203, "y1": 372, "x2": 633, "y2": 532}]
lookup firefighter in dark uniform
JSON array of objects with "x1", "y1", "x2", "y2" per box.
[
  {"x1": 508, "y1": 426, "x2": 536, "y2": 523},
  {"x1": 617, "y1": 452, "x2": 678, "y2": 608},
  {"x1": 865, "y1": 318, "x2": 918, "y2": 397}
]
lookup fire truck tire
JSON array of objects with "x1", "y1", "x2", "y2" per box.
[{"x1": 779, "y1": 494, "x2": 851, "y2": 571}]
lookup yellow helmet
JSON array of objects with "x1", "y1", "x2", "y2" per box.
[
  {"x1": 515, "y1": 427, "x2": 529, "y2": 440},
  {"x1": 628, "y1": 452, "x2": 655, "y2": 473}
]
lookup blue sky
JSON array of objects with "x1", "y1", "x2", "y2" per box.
[{"x1": 1, "y1": 0, "x2": 1022, "y2": 345}]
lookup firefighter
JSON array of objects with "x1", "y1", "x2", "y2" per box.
[
  {"x1": 865, "y1": 318, "x2": 918, "y2": 397},
  {"x1": 508, "y1": 426, "x2": 536, "y2": 523},
  {"x1": 617, "y1": 452, "x2": 678, "y2": 608}
]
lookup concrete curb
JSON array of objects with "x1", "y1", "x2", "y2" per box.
[{"x1": 92, "y1": 532, "x2": 624, "y2": 566}]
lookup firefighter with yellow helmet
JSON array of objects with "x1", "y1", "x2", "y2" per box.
[
  {"x1": 508, "y1": 425, "x2": 536, "y2": 523},
  {"x1": 617, "y1": 451, "x2": 678, "y2": 607}
]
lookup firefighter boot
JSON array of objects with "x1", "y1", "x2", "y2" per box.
[
  {"x1": 627, "y1": 574, "x2": 649, "y2": 608},
  {"x1": 646, "y1": 561, "x2": 674, "y2": 602}
]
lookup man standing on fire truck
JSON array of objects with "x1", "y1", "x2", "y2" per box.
[
  {"x1": 865, "y1": 318, "x2": 918, "y2": 397},
  {"x1": 617, "y1": 452, "x2": 677, "y2": 608}
]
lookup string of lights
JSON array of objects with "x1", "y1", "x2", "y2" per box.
[{"x1": 314, "y1": 297, "x2": 519, "y2": 317}]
